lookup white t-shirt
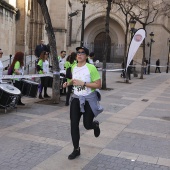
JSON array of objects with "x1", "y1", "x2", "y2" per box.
[
  {"x1": 88, "y1": 58, "x2": 94, "y2": 65},
  {"x1": 19, "y1": 66, "x2": 24, "y2": 75},
  {"x1": 43, "y1": 60, "x2": 49, "y2": 73},
  {"x1": 72, "y1": 63, "x2": 100, "y2": 96},
  {"x1": 0, "y1": 61, "x2": 3, "y2": 83},
  {"x1": 58, "y1": 56, "x2": 66, "y2": 70}
]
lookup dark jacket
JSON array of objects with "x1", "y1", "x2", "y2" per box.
[
  {"x1": 156, "y1": 59, "x2": 160, "y2": 66},
  {"x1": 35, "y1": 44, "x2": 48, "y2": 58}
]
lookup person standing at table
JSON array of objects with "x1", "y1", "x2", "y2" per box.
[
  {"x1": 58, "y1": 50, "x2": 67, "y2": 95},
  {"x1": 37, "y1": 51, "x2": 50, "y2": 99},
  {"x1": 11, "y1": 52, "x2": 25, "y2": 105},
  {"x1": 58, "y1": 50, "x2": 66, "y2": 71},
  {"x1": 63, "y1": 46, "x2": 103, "y2": 160}
]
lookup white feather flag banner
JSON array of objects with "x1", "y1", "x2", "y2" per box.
[{"x1": 126, "y1": 29, "x2": 146, "y2": 70}]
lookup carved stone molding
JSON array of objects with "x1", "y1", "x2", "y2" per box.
[
  {"x1": 53, "y1": 28, "x2": 67, "y2": 33},
  {"x1": 0, "y1": 0, "x2": 17, "y2": 14}
]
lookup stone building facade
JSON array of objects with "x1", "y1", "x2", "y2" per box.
[
  {"x1": 0, "y1": 0, "x2": 17, "y2": 56},
  {"x1": 1, "y1": 0, "x2": 170, "y2": 71}
]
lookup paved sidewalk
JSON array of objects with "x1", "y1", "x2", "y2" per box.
[{"x1": 0, "y1": 72, "x2": 170, "y2": 170}]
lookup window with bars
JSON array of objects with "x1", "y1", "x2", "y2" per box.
[
  {"x1": 5, "y1": 10, "x2": 8, "y2": 21},
  {"x1": 5, "y1": 10, "x2": 8, "y2": 17},
  {"x1": 0, "y1": 7, "x2": 3, "y2": 14},
  {"x1": 9, "y1": 11, "x2": 13, "y2": 19}
]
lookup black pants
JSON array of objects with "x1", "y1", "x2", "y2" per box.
[
  {"x1": 155, "y1": 67, "x2": 161, "y2": 73},
  {"x1": 121, "y1": 70, "x2": 125, "y2": 78},
  {"x1": 70, "y1": 98, "x2": 95, "y2": 149},
  {"x1": 13, "y1": 81, "x2": 22, "y2": 103},
  {"x1": 40, "y1": 77, "x2": 48, "y2": 95},
  {"x1": 127, "y1": 68, "x2": 131, "y2": 80},
  {"x1": 65, "y1": 85, "x2": 73, "y2": 105}
]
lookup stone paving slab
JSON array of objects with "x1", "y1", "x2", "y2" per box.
[
  {"x1": 32, "y1": 144, "x2": 103, "y2": 170},
  {"x1": 157, "y1": 96, "x2": 170, "y2": 102},
  {"x1": 0, "y1": 136, "x2": 61, "y2": 170},
  {"x1": 163, "y1": 89, "x2": 170, "y2": 93},
  {"x1": 101, "y1": 103, "x2": 126, "y2": 113},
  {"x1": 106, "y1": 132, "x2": 170, "y2": 159},
  {"x1": 17, "y1": 103, "x2": 61, "y2": 115},
  {"x1": 0, "y1": 114, "x2": 32, "y2": 129},
  {"x1": 124, "y1": 89, "x2": 148, "y2": 95},
  {"x1": 83, "y1": 154, "x2": 170, "y2": 170},
  {"x1": 124, "y1": 128, "x2": 169, "y2": 139},
  {"x1": 121, "y1": 93, "x2": 143, "y2": 99},
  {"x1": 148, "y1": 102, "x2": 170, "y2": 110},
  {"x1": 107, "y1": 116, "x2": 132, "y2": 125},
  {"x1": 17, "y1": 120, "x2": 72, "y2": 142},
  {"x1": 106, "y1": 94, "x2": 122, "y2": 99},
  {"x1": 102, "y1": 97, "x2": 134, "y2": 105},
  {"x1": 130, "y1": 85, "x2": 154, "y2": 91},
  {"x1": 94, "y1": 112, "x2": 112, "y2": 123},
  {"x1": 53, "y1": 110, "x2": 70, "y2": 120},
  {"x1": 127, "y1": 118, "x2": 170, "y2": 135},
  {"x1": 7, "y1": 132, "x2": 69, "y2": 147},
  {"x1": 160, "y1": 93, "x2": 170, "y2": 98},
  {"x1": 140, "y1": 108, "x2": 170, "y2": 119}
]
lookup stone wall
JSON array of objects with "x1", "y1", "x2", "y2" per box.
[{"x1": 0, "y1": 0, "x2": 17, "y2": 58}]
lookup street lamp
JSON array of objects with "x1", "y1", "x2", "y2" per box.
[
  {"x1": 125, "y1": 18, "x2": 137, "y2": 83},
  {"x1": 166, "y1": 39, "x2": 170, "y2": 73},
  {"x1": 129, "y1": 18, "x2": 136, "y2": 40},
  {"x1": 147, "y1": 32, "x2": 155, "y2": 75},
  {"x1": 80, "y1": 0, "x2": 88, "y2": 47}
]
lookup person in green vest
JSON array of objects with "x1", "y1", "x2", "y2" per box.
[
  {"x1": 64, "y1": 52, "x2": 77, "y2": 106},
  {"x1": 12, "y1": 52, "x2": 25, "y2": 105},
  {"x1": 37, "y1": 51, "x2": 50, "y2": 99}
]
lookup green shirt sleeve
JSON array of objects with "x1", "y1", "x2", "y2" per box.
[
  {"x1": 38, "y1": 59, "x2": 43, "y2": 74},
  {"x1": 38, "y1": 59, "x2": 43, "y2": 67},
  {"x1": 14, "y1": 61, "x2": 20, "y2": 70},
  {"x1": 13, "y1": 61, "x2": 21, "y2": 78},
  {"x1": 87, "y1": 63, "x2": 100, "y2": 82},
  {"x1": 71, "y1": 60, "x2": 77, "y2": 67},
  {"x1": 64, "y1": 61, "x2": 70, "y2": 70}
]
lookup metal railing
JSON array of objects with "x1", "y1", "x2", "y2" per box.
[
  {"x1": 84, "y1": 42, "x2": 125, "y2": 63},
  {"x1": 2, "y1": 54, "x2": 37, "y2": 75}
]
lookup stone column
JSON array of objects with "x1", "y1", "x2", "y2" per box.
[
  {"x1": 48, "y1": 0, "x2": 69, "y2": 53},
  {"x1": 29, "y1": 0, "x2": 44, "y2": 56},
  {"x1": 16, "y1": 0, "x2": 26, "y2": 52}
]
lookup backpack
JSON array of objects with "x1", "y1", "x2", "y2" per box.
[
  {"x1": 8, "y1": 66, "x2": 13, "y2": 75},
  {"x1": 65, "y1": 67, "x2": 72, "y2": 79}
]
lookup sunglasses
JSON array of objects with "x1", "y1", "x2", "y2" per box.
[
  {"x1": 77, "y1": 51, "x2": 86, "y2": 55},
  {"x1": 0, "y1": 53, "x2": 3, "y2": 54}
]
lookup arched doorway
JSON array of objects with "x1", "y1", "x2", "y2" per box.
[{"x1": 94, "y1": 32, "x2": 111, "y2": 62}]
